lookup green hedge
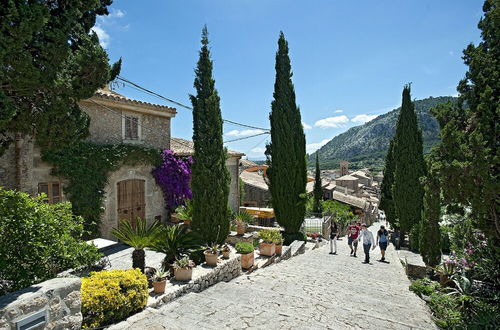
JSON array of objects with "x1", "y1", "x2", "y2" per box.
[{"x1": 0, "y1": 189, "x2": 102, "y2": 294}]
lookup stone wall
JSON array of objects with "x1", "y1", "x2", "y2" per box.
[
  {"x1": 81, "y1": 101, "x2": 171, "y2": 150},
  {"x1": 226, "y1": 157, "x2": 240, "y2": 213},
  {"x1": 0, "y1": 278, "x2": 82, "y2": 330},
  {"x1": 147, "y1": 255, "x2": 242, "y2": 309}
]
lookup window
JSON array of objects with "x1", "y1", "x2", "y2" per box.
[
  {"x1": 38, "y1": 182, "x2": 61, "y2": 204},
  {"x1": 124, "y1": 115, "x2": 139, "y2": 140}
]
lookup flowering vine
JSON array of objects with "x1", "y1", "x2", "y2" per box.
[{"x1": 152, "y1": 150, "x2": 192, "y2": 211}]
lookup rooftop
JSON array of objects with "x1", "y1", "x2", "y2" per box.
[
  {"x1": 93, "y1": 88, "x2": 177, "y2": 114},
  {"x1": 240, "y1": 171, "x2": 268, "y2": 191},
  {"x1": 170, "y1": 137, "x2": 244, "y2": 157},
  {"x1": 335, "y1": 175, "x2": 359, "y2": 181}
]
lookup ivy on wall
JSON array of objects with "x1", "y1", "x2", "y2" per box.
[{"x1": 42, "y1": 142, "x2": 161, "y2": 238}]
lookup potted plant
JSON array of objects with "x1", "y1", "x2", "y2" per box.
[
  {"x1": 204, "y1": 243, "x2": 219, "y2": 266},
  {"x1": 174, "y1": 200, "x2": 193, "y2": 226},
  {"x1": 111, "y1": 217, "x2": 163, "y2": 273},
  {"x1": 258, "y1": 229, "x2": 276, "y2": 256},
  {"x1": 150, "y1": 224, "x2": 202, "y2": 276},
  {"x1": 152, "y1": 268, "x2": 168, "y2": 294},
  {"x1": 173, "y1": 256, "x2": 195, "y2": 282},
  {"x1": 235, "y1": 211, "x2": 254, "y2": 235},
  {"x1": 221, "y1": 244, "x2": 231, "y2": 259},
  {"x1": 435, "y1": 259, "x2": 457, "y2": 286},
  {"x1": 236, "y1": 242, "x2": 254, "y2": 269},
  {"x1": 272, "y1": 230, "x2": 283, "y2": 255}
]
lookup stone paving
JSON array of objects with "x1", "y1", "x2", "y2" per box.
[{"x1": 112, "y1": 222, "x2": 436, "y2": 329}]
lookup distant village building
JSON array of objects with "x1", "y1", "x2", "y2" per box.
[
  {"x1": 340, "y1": 160, "x2": 349, "y2": 176},
  {"x1": 239, "y1": 163, "x2": 271, "y2": 207}
]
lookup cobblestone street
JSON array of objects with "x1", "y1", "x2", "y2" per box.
[{"x1": 112, "y1": 223, "x2": 436, "y2": 330}]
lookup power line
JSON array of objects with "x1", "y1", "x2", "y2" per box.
[
  {"x1": 88, "y1": 98, "x2": 268, "y2": 147},
  {"x1": 115, "y1": 76, "x2": 270, "y2": 132}
]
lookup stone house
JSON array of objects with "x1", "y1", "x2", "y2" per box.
[{"x1": 0, "y1": 89, "x2": 243, "y2": 239}]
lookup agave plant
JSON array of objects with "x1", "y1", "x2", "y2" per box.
[
  {"x1": 175, "y1": 199, "x2": 194, "y2": 222},
  {"x1": 235, "y1": 210, "x2": 254, "y2": 224},
  {"x1": 111, "y1": 217, "x2": 163, "y2": 273},
  {"x1": 150, "y1": 224, "x2": 202, "y2": 273}
]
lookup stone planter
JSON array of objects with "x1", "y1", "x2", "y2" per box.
[
  {"x1": 174, "y1": 267, "x2": 193, "y2": 282},
  {"x1": 236, "y1": 223, "x2": 247, "y2": 235},
  {"x1": 240, "y1": 252, "x2": 254, "y2": 269},
  {"x1": 153, "y1": 280, "x2": 167, "y2": 294},
  {"x1": 259, "y1": 242, "x2": 275, "y2": 257},
  {"x1": 204, "y1": 251, "x2": 219, "y2": 266},
  {"x1": 275, "y1": 244, "x2": 282, "y2": 255},
  {"x1": 222, "y1": 250, "x2": 231, "y2": 259}
]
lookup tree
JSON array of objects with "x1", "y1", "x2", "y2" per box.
[
  {"x1": 265, "y1": 32, "x2": 307, "y2": 234},
  {"x1": 430, "y1": 0, "x2": 499, "y2": 240},
  {"x1": 420, "y1": 159, "x2": 441, "y2": 267},
  {"x1": 0, "y1": 0, "x2": 121, "y2": 155},
  {"x1": 392, "y1": 85, "x2": 426, "y2": 236},
  {"x1": 190, "y1": 26, "x2": 230, "y2": 244},
  {"x1": 379, "y1": 139, "x2": 397, "y2": 226},
  {"x1": 313, "y1": 153, "x2": 323, "y2": 214}
]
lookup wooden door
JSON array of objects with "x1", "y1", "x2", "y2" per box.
[{"x1": 117, "y1": 179, "x2": 146, "y2": 226}]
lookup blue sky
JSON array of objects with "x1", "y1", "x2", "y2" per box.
[{"x1": 95, "y1": 0, "x2": 483, "y2": 159}]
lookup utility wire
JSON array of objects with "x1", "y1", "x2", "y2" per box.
[
  {"x1": 88, "y1": 98, "x2": 268, "y2": 146},
  {"x1": 116, "y1": 76, "x2": 270, "y2": 132}
]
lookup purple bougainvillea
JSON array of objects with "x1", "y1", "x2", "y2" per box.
[{"x1": 152, "y1": 150, "x2": 192, "y2": 211}]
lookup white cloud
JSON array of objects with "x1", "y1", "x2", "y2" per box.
[
  {"x1": 351, "y1": 114, "x2": 378, "y2": 124},
  {"x1": 306, "y1": 139, "x2": 330, "y2": 154},
  {"x1": 225, "y1": 129, "x2": 265, "y2": 137},
  {"x1": 334, "y1": 109, "x2": 344, "y2": 113},
  {"x1": 302, "y1": 122, "x2": 312, "y2": 130},
  {"x1": 91, "y1": 25, "x2": 110, "y2": 48},
  {"x1": 251, "y1": 147, "x2": 266, "y2": 153},
  {"x1": 111, "y1": 9, "x2": 125, "y2": 18},
  {"x1": 314, "y1": 115, "x2": 349, "y2": 129}
]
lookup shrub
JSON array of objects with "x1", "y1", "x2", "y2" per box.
[
  {"x1": 408, "y1": 221, "x2": 422, "y2": 252},
  {"x1": 409, "y1": 278, "x2": 440, "y2": 297},
  {"x1": 81, "y1": 269, "x2": 148, "y2": 328},
  {"x1": 428, "y1": 292, "x2": 463, "y2": 329},
  {"x1": 440, "y1": 225, "x2": 452, "y2": 253},
  {"x1": 0, "y1": 189, "x2": 101, "y2": 294},
  {"x1": 258, "y1": 229, "x2": 277, "y2": 244},
  {"x1": 235, "y1": 242, "x2": 254, "y2": 254},
  {"x1": 283, "y1": 232, "x2": 307, "y2": 246}
]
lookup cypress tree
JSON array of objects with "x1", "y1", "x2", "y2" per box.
[
  {"x1": 392, "y1": 85, "x2": 425, "y2": 236},
  {"x1": 431, "y1": 0, "x2": 499, "y2": 240},
  {"x1": 190, "y1": 26, "x2": 230, "y2": 244},
  {"x1": 313, "y1": 153, "x2": 323, "y2": 214},
  {"x1": 266, "y1": 32, "x2": 307, "y2": 234},
  {"x1": 420, "y1": 158, "x2": 441, "y2": 267},
  {"x1": 379, "y1": 139, "x2": 397, "y2": 226}
]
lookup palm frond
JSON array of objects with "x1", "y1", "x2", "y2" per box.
[{"x1": 111, "y1": 217, "x2": 163, "y2": 249}]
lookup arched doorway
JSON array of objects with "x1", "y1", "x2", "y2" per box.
[{"x1": 117, "y1": 179, "x2": 145, "y2": 226}]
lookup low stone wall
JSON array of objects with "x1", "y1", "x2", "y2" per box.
[
  {"x1": 147, "y1": 254, "x2": 242, "y2": 309},
  {"x1": 0, "y1": 278, "x2": 82, "y2": 330}
]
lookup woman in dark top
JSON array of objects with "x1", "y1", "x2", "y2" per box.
[
  {"x1": 329, "y1": 221, "x2": 339, "y2": 255},
  {"x1": 376, "y1": 225, "x2": 389, "y2": 261}
]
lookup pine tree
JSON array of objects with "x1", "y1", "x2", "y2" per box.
[
  {"x1": 431, "y1": 0, "x2": 499, "y2": 239},
  {"x1": 265, "y1": 32, "x2": 307, "y2": 234},
  {"x1": 313, "y1": 153, "x2": 323, "y2": 214},
  {"x1": 392, "y1": 85, "x2": 426, "y2": 236},
  {"x1": 0, "y1": 1, "x2": 120, "y2": 155},
  {"x1": 190, "y1": 26, "x2": 230, "y2": 244},
  {"x1": 420, "y1": 158, "x2": 441, "y2": 267},
  {"x1": 379, "y1": 139, "x2": 397, "y2": 226}
]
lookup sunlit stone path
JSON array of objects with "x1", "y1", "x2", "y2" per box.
[{"x1": 110, "y1": 222, "x2": 436, "y2": 329}]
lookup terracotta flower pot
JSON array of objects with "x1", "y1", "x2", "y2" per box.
[
  {"x1": 222, "y1": 250, "x2": 231, "y2": 259},
  {"x1": 204, "y1": 251, "x2": 219, "y2": 266},
  {"x1": 152, "y1": 280, "x2": 167, "y2": 294},
  {"x1": 236, "y1": 223, "x2": 247, "y2": 235},
  {"x1": 275, "y1": 244, "x2": 282, "y2": 255},
  {"x1": 240, "y1": 252, "x2": 254, "y2": 269},
  {"x1": 183, "y1": 219, "x2": 191, "y2": 226},
  {"x1": 174, "y1": 267, "x2": 193, "y2": 282},
  {"x1": 259, "y1": 242, "x2": 275, "y2": 256},
  {"x1": 170, "y1": 214, "x2": 181, "y2": 223}
]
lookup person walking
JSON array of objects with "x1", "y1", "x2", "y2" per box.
[
  {"x1": 357, "y1": 223, "x2": 375, "y2": 264},
  {"x1": 329, "y1": 220, "x2": 339, "y2": 255},
  {"x1": 376, "y1": 225, "x2": 389, "y2": 262},
  {"x1": 347, "y1": 221, "x2": 360, "y2": 257}
]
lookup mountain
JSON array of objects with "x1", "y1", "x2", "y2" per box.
[{"x1": 311, "y1": 96, "x2": 457, "y2": 172}]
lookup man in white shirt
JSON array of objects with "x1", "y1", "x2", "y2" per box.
[{"x1": 356, "y1": 223, "x2": 375, "y2": 264}]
